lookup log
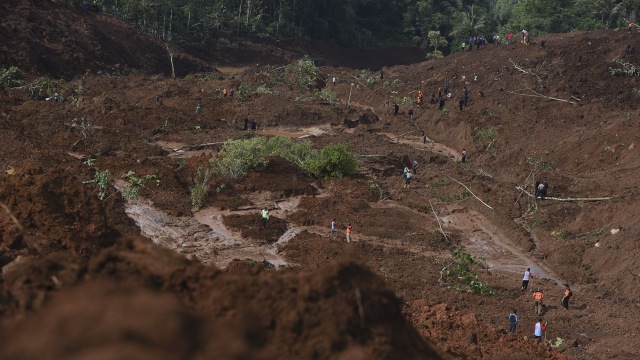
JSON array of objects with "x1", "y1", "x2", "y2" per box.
[{"x1": 515, "y1": 186, "x2": 612, "y2": 202}]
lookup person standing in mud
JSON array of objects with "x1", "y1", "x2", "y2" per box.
[
  {"x1": 330, "y1": 219, "x2": 338, "y2": 240},
  {"x1": 459, "y1": 97, "x2": 464, "y2": 111},
  {"x1": 404, "y1": 169, "x2": 412, "y2": 189},
  {"x1": 422, "y1": 131, "x2": 428, "y2": 144},
  {"x1": 393, "y1": 102, "x2": 400, "y2": 115},
  {"x1": 533, "y1": 319, "x2": 546, "y2": 340},
  {"x1": 439, "y1": 96, "x2": 446, "y2": 110},
  {"x1": 537, "y1": 181, "x2": 546, "y2": 200},
  {"x1": 243, "y1": 117, "x2": 249, "y2": 131},
  {"x1": 412, "y1": 159, "x2": 419, "y2": 174},
  {"x1": 461, "y1": 149, "x2": 467, "y2": 163},
  {"x1": 251, "y1": 119, "x2": 258, "y2": 132},
  {"x1": 346, "y1": 223, "x2": 353, "y2": 243},
  {"x1": 508, "y1": 309, "x2": 519, "y2": 333},
  {"x1": 408, "y1": 108, "x2": 414, "y2": 121},
  {"x1": 534, "y1": 180, "x2": 541, "y2": 198},
  {"x1": 533, "y1": 289, "x2": 545, "y2": 315},
  {"x1": 261, "y1": 208, "x2": 269, "y2": 229},
  {"x1": 561, "y1": 285, "x2": 573, "y2": 310},
  {"x1": 522, "y1": 267, "x2": 532, "y2": 291},
  {"x1": 195, "y1": 103, "x2": 201, "y2": 118}
]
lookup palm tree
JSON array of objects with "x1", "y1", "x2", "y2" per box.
[{"x1": 451, "y1": 5, "x2": 486, "y2": 37}]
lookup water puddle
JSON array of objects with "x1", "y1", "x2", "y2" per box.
[
  {"x1": 260, "y1": 125, "x2": 331, "y2": 139},
  {"x1": 124, "y1": 197, "x2": 290, "y2": 269}
]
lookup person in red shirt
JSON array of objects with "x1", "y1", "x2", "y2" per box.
[{"x1": 346, "y1": 223, "x2": 353, "y2": 243}]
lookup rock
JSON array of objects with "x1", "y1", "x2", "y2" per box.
[{"x1": 610, "y1": 228, "x2": 620, "y2": 235}]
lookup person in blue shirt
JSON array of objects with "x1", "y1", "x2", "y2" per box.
[{"x1": 508, "y1": 310, "x2": 518, "y2": 333}]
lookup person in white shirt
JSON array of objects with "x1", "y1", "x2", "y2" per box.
[
  {"x1": 521, "y1": 267, "x2": 531, "y2": 291},
  {"x1": 533, "y1": 319, "x2": 546, "y2": 340}
]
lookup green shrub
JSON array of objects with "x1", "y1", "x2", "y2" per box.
[
  {"x1": 441, "y1": 248, "x2": 494, "y2": 295},
  {"x1": 190, "y1": 167, "x2": 211, "y2": 209},
  {"x1": 210, "y1": 136, "x2": 314, "y2": 180},
  {"x1": 121, "y1": 171, "x2": 160, "y2": 200},
  {"x1": 0, "y1": 67, "x2": 24, "y2": 88},
  {"x1": 30, "y1": 77, "x2": 63, "y2": 99},
  {"x1": 317, "y1": 88, "x2": 337, "y2": 104},
  {"x1": 303, "y1": 143, "x2": 359, "y2": 178},
  {"x1": 285, "y1": 57, "x2": 318, "y2": 90},
  {"x1": 474, "y1": 127, "x2": 497, "y2": 142},
  {"x1": 209, "y1": 137, "x2": 358, "y2": 180}
]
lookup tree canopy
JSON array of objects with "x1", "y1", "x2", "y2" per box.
[{"x1": 77, "y1": 0, "x2": 639, "y2": 54}]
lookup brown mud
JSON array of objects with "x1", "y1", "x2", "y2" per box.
[{"x1": 2, "y1": 1, "x2": 640, "y2": 359}]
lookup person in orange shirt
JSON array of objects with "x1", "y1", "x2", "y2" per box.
[
  {"x1": 533, "y1": 289, "x2": 545, "y2": 315},
  {"x1": 629, "y1": 23, "x2": 634, "y2": 33},
  {"x1": 561, "y1": 285, "x2": 573, "y2": 310},
  {"x1": 346, "y1": 223, "x2": 352, "y2": 243}
]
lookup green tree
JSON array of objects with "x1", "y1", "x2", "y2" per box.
[
  {"x1": 451, "y1": 5, "x2": 486, "y2": 37},
  {"x1": 426, "y1": 30, "x2": 448, "y2": 58}
]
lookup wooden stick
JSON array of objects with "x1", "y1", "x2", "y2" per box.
[
  {"x1": 507, "y1": 89, "x2": 577, "y2": 105},
  {"x1": 0, "y1": 202, "x2": 24, "y2": 233},
  {"x1": 515, "y1": 170, "x2": 535, "y2": 204},
  {"x1": 509, "y1": 59, "x2": 542, "y2": 83},
  {"x1": 515, "y1": 186, "x2": 612, "y2": 202},
  {"x1": 429, "y1": 200, "x2": 450, "y2": 242},
  {"x1": 450, "y1": 177, "x2": 494, "y2": 210}
]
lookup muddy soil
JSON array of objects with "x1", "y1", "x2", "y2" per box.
[{"x1": 2, "y1": 2, "x2": 640, "y2": 359}]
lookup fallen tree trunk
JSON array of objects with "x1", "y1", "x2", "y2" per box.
[{"x1": 515, "y1": 186, "x2": 612, "y2": 202}]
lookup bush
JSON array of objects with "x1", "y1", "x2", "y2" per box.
[
  {"x1": 0, "y1": 67, "x2": 24, "y2": 88},
  {"x1": 210, "y1": 136, "x2": 314, "y2": 180},
  {"x1": 317, "y1": 88, "x2": 337, "y2": 104},
  {"x1": 29, "y1": 77, "x2": 63, "y2": 99},
  {"x1": 441, "y1": 247, "x2": 494, "y2": 295},
  {"x1": 303, "y1": 143, "x2": 359, "y2": 178},
  {"x1": 190, "y1": 167, "x2": 211, "y2": 209},
  {"x1": 285, "y1": 56, "x2": 318, "y2": 90},
  {"x1": 209, "y1": 137, "x2": 358, "y2": 180}
]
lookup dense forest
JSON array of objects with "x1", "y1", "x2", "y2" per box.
[{"x1": 78, "y1": 0, "x2": 640, "y2": 55}]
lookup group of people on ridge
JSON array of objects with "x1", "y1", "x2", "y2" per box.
[{"x1": 509, "y1": 267, "x2": 573, "y2": 340}]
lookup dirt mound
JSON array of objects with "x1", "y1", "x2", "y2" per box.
[
  {"x1": 0, "y1": 165, "x2": 131, "y2": 255},
  {"x1": 0, "y1": 0, "x2": 211, "y2": 78},
  {"x1": 0, "y1": 237, "x2": 445, "y2": 359}
]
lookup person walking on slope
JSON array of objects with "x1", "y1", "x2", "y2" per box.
[
  {"x1": 533, "y1": 289, "x2": 545, "y2": 315},
  {"x1": 404, "y1": 169, "x2": 412, "y2": 189},
  {"x1": 508, "y1": 309, "x2": 519, "y2": 333},
  {"x1": 346, "y1": 223, "x2": 353, "y2": 243},
  {"x1": 561, "y1": 285, "x2": 573, "y2": 310},
  {"x1": 412, "y1": 160, "x2": 419, "y2": 174},
  {"x1": 461, "y1": 149, "x2": 467, "y2": 164},
  {"x1": 533, "y1": 319, "x2": 547, "y2": 340},
  {"x1": 330, "y1": 219, "x2": 338, "y2": 239},
  {"x1": 522, "y1": 268, "x2": 532, "y2": 291},
  {"x1": 260, "y1": 208, "x2": 269, "y2": 229}
]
